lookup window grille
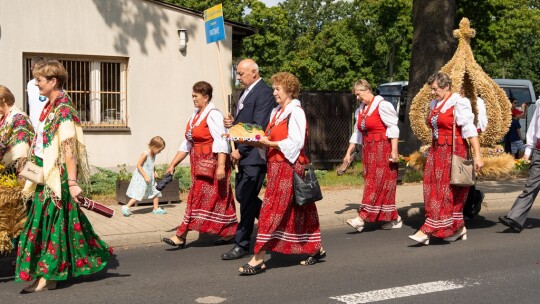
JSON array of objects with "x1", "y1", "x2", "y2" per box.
[{"x1": 24, "y1": 56, "x2": 128, "y2": 129}]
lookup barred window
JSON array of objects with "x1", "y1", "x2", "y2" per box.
[{"x1": 24, "y1": 56, "x2": 128, "y2": 130}]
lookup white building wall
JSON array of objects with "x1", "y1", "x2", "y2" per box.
[{"x1": 0, "y1": 0, "x2": 233, "y2": 168}]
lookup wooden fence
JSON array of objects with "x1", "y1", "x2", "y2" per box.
[{"x1": 229, "y1": 89, "x2": 357, "y2": 169}]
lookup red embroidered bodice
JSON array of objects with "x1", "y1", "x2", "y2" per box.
[
  {"x1": 358, "y1": 103, "x2": 388, "y2": 143},
  {"x1": 265, "y1": 113, "x2": 308, "y2": 163}
]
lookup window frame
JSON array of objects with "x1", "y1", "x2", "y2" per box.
[{"x1": 24, "y1": 53, "x2": 129, "y2": 132}]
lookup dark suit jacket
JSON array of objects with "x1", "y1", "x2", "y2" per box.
[{"x1": 234, "y1": 79, "x2": 275, "y2": 166}]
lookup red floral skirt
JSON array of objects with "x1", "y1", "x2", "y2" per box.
[
  {"x1": 359, "y1": 138, "x2": 398, "y2": 222},
  {"x1": 254, "y1": 161, "x2": 321, "y2": 255},
  {"x1": 421, "y1": 142, "x2": 469, "y2": 238},
  {"x1": 176, "y1": 149, "x2": 238, "y2": 237}
]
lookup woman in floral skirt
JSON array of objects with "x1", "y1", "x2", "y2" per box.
[{"x1": 15, "y1": 59, "x2": 111, "y2": 293}]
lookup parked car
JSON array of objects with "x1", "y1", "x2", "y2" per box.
[
  {"x1": 493, "y1": 79, "x2": 536, "y2": 137},
  {"x1": 377, "y1": 81, "x2": 408, "y2": 123}
]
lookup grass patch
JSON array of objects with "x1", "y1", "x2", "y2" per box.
[
  {"x1": 403, "y1": 167, "x2": 423, "y2": 183},
  {"x1": 317, "y1": 162, "x2": 364, "y2": 189}
]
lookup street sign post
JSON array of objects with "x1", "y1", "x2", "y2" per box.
[{"x1": 204, "y1": 4, "x2": 226, "y2": 44}]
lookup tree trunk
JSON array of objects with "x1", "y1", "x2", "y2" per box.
[{"x1": 401, "y1": 0, "x2": 457, "y2": 155}]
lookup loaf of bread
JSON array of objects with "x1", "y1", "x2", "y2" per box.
[{"x1": 224, "y1": 122, "x2": 265, "y2": 142}]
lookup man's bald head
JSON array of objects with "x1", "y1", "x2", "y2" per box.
[{"x1": 236, "y1": 59, "x2": 260, "y2": 88}]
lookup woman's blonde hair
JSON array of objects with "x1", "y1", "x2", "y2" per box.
[
  {"x1": 149, "y1": 136, "x2": 166, "y2": 150},
  {"x1": 352, "y1": 79, "x2": 372, "y2": 93},
  {"x1": 0, "y1": 85, "x2": 15, "y2": 106},
  {"x1": 32, "y1": 59, "x2": 68, "y2": 89},
  {"x1": 271, "y1": 72, "x2": 300, "y2": 98}
]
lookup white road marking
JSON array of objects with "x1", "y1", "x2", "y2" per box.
[{"x1": 330, "y1": 280, "x2": 466, "y2": 303}]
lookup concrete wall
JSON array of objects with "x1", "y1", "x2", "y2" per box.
[{"x1": 0, "y1": 0, "x2": 233, "y2": 168}]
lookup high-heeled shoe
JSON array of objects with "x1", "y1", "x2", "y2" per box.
[
  {"x1": 162, "y1": 236, "x2": 186, "y2": 248},
  {"x1": 443, "y1": 227, "x2": 467, "y2": 242},
  {"x1": 346, "y1": 217, "x2": 364, "y2": 232},
  {"x1": 381, "y1": 215, "x2": 403, "y2": 230},
  {"x1": 408, "y1": 232, "x2": 430, "y2": 245}
]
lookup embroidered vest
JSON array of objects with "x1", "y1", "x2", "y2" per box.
[
  {"x1": 431, "y1": 105, "x2": 464, "y2": 145},
  {"x1": 185, "y1": 110, "x2": 215, "y2": 155},
  {"x1": 359, "y1": 103, "x2": 389, "y2": 143}
]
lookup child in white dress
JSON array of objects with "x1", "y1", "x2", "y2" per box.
[{"x1": 122, "y1": 136, "x2": 167, "y2": 216}]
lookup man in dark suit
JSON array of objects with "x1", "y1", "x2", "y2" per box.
[{"x1": 221, "y1": 59, "x2": 275, "y2": 260}]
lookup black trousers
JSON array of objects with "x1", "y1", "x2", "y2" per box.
[{"x1": 234, "y1": 164, "x2": 266, "y2": 249}]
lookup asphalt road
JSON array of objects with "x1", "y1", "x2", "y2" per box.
[{"x1": 1, "y1": 209, "x2": 540, "y2": 304}]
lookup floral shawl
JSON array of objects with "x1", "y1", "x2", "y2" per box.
[
  {"x1": 0, "y1": 106, "x2": 34, "y2": 168},
  {"x1": 40, "y1": 91, "x2": 90, "y2": 200}
]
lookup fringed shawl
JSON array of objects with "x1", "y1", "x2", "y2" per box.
[
  {"x1": 0, "y1": 106, "x2": 34, "y2": 168},
  {"x1": 41, "y1": 92, "x2": 90, "y2": 200}
]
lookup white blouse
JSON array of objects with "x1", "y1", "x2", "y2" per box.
[
  {"x1": 267, "y1": 99, "x2": 306, "y2": 164},
  {"x1": 178, "y1": 102, "x2": 230, "y2": 154},
  {"x1": 429, "y1": 93, "x2": 478, "y2": 139},
  {"x1": 349, "y1": 95, "x2": 399, "y2": 144}
]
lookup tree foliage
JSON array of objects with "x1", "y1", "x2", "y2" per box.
[{"x1": 163, "y1": 0, "x2": 540, "y2": 93}]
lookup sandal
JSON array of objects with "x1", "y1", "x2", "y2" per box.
[
  {"x1": 162, "y1": 236, "x2": 186, "y2": 249},
  {"x1": 238, "y1": 262, "x2": 266, "y2": 275},
  {"x1": 300, "y1": 249, "x2": 326, "y2": 266}
]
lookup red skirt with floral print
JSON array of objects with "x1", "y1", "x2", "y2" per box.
[
  {"x1": 176, "y1": 149, "x2": 237, "y2": 237},
  {"x1": 254, "y1": 161, "x2": 321, "y2": 255},
  {"x1": 359, "y1": 138, "x2": 398, "y2": 222},
  {"x1": 421, "y1": 141, "x2": 469, "y2": 238}
]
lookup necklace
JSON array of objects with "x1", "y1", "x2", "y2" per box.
[
  {"x1": 39, "y1": 101, "x2": 53, "y2": 122},
  {"x1": 357, "y1": 96, "x2": 375, "y2": 130},
  {"x1": 429, "y1": 93, "x2": 452, "y2": 120}
]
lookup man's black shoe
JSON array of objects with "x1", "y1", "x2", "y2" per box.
[
  {"x1": 499, "y1": 216, "x2": 523, "y2": 232},
  {"x1": 221, "y1": 245, "x2": 249, "y2": 260}
]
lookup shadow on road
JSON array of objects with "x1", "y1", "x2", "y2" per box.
[{"x1": 478, "y1": 178, "x2": 526, "y2": 194}]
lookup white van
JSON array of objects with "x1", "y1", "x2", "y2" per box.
[{"x1": 493, "y1": 79, "x2": 537, "y2": 136}]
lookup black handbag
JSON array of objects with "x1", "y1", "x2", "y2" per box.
[
  {"x1": 294, "y1": 163, "x2": 323, "y2": 206},
  {"x1": 293, "y1": 121, "x2": 323, "y2": 206}
]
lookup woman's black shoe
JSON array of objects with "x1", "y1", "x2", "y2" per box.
[
  {"x1": 239, "y1": 262, "x2": 266, "y2": 275},
  {"x1": 300, "y1": 249, "x2": 326, "y2": 266},
  {"x1": 162, "y1": 236, "x2": 186, "y2": 248}
]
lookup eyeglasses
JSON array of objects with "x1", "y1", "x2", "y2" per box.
[{"x1": 34, "y1": 78, "x2": 49, "y2": 84}]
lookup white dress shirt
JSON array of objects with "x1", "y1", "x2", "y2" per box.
[
  {"x1": 27, "y1": 79, "x2": 48, "y2": 129},
  {"x1": 476, "y1": 96, "x2": 488, "y2": 132},
  {"x1": 237, "y1": 78, "x2": 263, "y2": 115},
  {"x1": 524, "y1": 99, "x2": 540, "y2": 157}
]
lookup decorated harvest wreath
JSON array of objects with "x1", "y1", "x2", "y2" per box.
[
  {"x1": 408, "y1": 18, "x2": 514, "y2": 179},
  {"x1": 224, "y1": 122, "x2": 265, "y2": 142},
  {"x1": 409, "y1": 18, "x2": 512, "y2": 147}
]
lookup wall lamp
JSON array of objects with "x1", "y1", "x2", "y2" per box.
[{"x1": 178, "y1": 28, "x2": 188, "y2": 52}]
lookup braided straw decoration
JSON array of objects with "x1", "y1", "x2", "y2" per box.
[
  {"x1": 0, "y1": 184, "x2": 26, "y2": 253},
  {"x1": 410, "y1": 18, "x2": 512, "y2": 146}
]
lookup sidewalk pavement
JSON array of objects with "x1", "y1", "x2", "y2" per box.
[{"x1": 84, "y1": 178, "x2": 528, "y2": 248}]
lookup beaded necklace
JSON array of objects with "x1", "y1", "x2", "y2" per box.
[{"x1": 357, "y1": 96, "x2": 375, "y2": 131}]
